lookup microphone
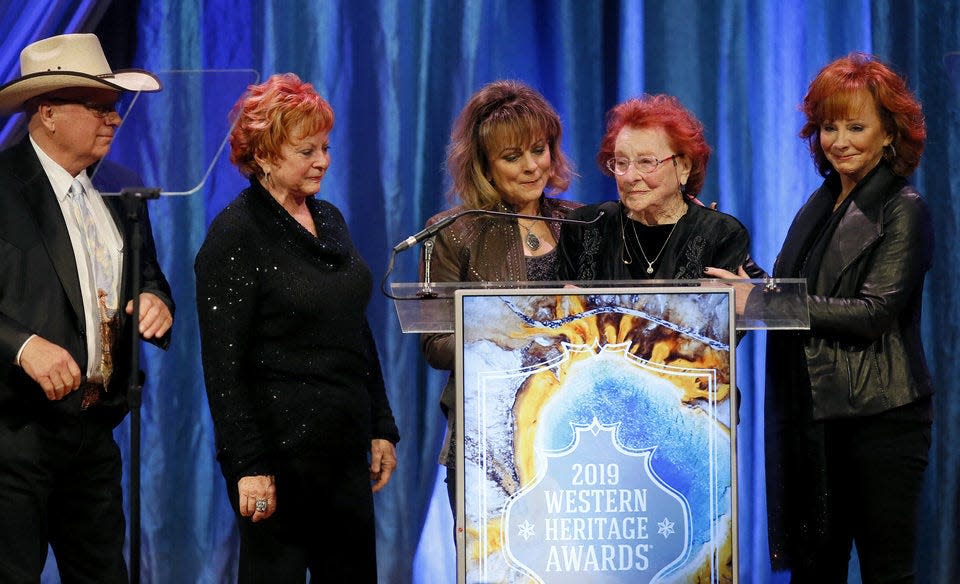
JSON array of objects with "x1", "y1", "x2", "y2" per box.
[
  {"x1": 392, "y1": 208, "x2": 605, "y2": 252},
  {"x1": 392, "y1": 213, "x2": 461, "y2": 252}
]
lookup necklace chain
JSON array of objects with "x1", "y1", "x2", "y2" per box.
[{"x1": 626, "y1": 215, "x2": 681, "y2": 275}]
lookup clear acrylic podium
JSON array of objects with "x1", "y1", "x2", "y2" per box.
[
  {"x1": 393, "y1": 279, "x2": 807, "y2": 584},
  {"x1": 391, "y1": 279, "x2": 809, "y2": 334}
]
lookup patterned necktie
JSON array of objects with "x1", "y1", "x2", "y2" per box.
[{"x1": 67, "y1": 179, "x2": 118, "y2": 390}]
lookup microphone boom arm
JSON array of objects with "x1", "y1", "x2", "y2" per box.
[{"x1": 391, "y1": 208, "x2": 604, "y2": 253}]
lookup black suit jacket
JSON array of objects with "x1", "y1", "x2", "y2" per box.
[{"x1": 0, "y1": 137, "x2": 174, "y2": 427}]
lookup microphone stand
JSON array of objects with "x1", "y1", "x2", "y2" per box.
[
  {"x1": 120, "y1": 186, "x2": 160, "y2": 584},
  {"x1": 419, "y1": 237, "x2": 436, "y2": 298}
]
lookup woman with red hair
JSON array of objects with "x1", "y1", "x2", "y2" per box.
[
  {"x1": 195, "y1": 73, "x2": 399, "y2": 583},
  {"x1": 558, "y1": 94, "x2": 750, "y2": 280},
  {"x1": 709, "y1": 53, "x2": 933, "y2": 582},
  {"x1": 766, "y1": 53, "x2": 931, "y2": 583}
]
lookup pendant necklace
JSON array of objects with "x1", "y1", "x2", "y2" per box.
[
  {"x1": 629, "y1": 216, "x2": 680, "y2": 275},
  {"x1": 518, "y1": 221, "x2": 542, "y2": 251}
]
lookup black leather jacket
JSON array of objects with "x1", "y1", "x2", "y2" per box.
[{"x1": 773, "y1": 164, "x2": 934, "y2": 419}]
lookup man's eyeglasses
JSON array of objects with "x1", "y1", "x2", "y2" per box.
[
  {"x1": 606, "y1": 154, "x2": 678, "y2": 176},
  {"x1": 45, "y1": 97, "x2": 122, "y2": 119}
]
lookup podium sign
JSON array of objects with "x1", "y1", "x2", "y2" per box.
[{"x1": 455, "y1": 287, "x2": 738, "y2": 583}]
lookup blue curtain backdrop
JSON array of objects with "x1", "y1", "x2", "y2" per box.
[{"x1": 1, "y1": 1, "x2": 958, "y2": 582}]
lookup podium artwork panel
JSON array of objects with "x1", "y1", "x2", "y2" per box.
[{"x1": 455, "y1": 287, "x2": 738, "y2": 584}]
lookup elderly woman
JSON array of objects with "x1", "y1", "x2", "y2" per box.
[
  {"x1": 195, "y1": 73, "x2": 399, "y2": 583},
  {"x1": 712, "y1": 53, "x2": 933, "y2": 583},
  {"x1": 558, "y1": 94, "x2": 749, "y2": 281},
  {"x1": 420, "y1": 80, "x2": 581, "y2": 512}
]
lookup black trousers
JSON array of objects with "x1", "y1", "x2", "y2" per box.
[
  {"x1": 229, "y1": 452, "x2": 377, "y2": 584},
  {"x1": 0, "y1": 415, "x2": 127, "y2": 584},
  {"x1": 790, "y1": 415, "x2": 931, "y2": 584}
]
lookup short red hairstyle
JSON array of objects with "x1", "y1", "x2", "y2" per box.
[
  {"x1": 228, "y1": 73, "x2": 334, "y2": 178},
  {"x1": 596, "y1": 94, "x2": 711, "y2": 197},
  {"x1": 800, "y1": 52, "x2": 925, "y2": 177}
]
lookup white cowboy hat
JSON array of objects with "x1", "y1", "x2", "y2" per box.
[{"x1": 0, "y1": 33, "x2": 161, "y2": 115}]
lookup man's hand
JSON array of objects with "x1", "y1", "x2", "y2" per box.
[
  {"x1": 125, "y1": 292, "x2": 173, "y2": 339},
  {"x1": 19, "y1": 336, "x2": 82, "y2": 400},
  {"x1": 369, "y1": 439, "x2": 398, "y2": 493}
]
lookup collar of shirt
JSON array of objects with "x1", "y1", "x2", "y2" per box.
[{"x1": 29, "y1": 135, "x2": 92, "y2": 201}]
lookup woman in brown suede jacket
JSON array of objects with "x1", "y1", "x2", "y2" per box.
[{"x1": 419, "y1": 80, "x2": 580, "y2": 514}]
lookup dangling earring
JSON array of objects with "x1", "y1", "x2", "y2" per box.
[
  {"x1": 263, "y1": 169, "x2": 271, "y2": 185},
  {"x1": 884, "y1": 143, "x2": 896, "y2": 161},
  {"x1": 674, "y1": 156, "x2": 688, "y2": 199}
]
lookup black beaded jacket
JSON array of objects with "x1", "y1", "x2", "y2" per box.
[
  {"x1": 557, "y1": 199, "x2": 750, "y2": 281},
  {"x1": 195, "y1": 179, "x2": 399, "y2": 483}
]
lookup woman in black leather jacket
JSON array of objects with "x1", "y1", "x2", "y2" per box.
[{"x1": 710, "y1": 53, "x2": 932, "y2": 583}]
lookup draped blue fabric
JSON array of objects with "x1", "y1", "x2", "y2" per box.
[{"x1": 2, "y1": 1, "x2": 958, "y2": 583}]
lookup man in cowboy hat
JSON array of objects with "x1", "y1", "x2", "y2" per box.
[{"x1": 0, "y1": 33, "x2": 174, "y2": 582}]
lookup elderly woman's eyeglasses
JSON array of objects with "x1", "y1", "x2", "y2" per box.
[
  {"x1": 606, "y1": 154, "x2": 678, "y2": 176},
  {"x1": 46, "y1": 97, "x2": 122, "y2": 119}
]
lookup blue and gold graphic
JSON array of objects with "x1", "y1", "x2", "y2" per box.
[
  {"x1": 504, "y1": 419, "x2": 691, "y2": 582},
  {"x1": 458, "y1": 290, "x2": 736, "y2": 583}
]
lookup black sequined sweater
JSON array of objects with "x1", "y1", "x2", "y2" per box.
[{"x1": 195, "y1": 179, "x2": 399, "y2": 482}]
